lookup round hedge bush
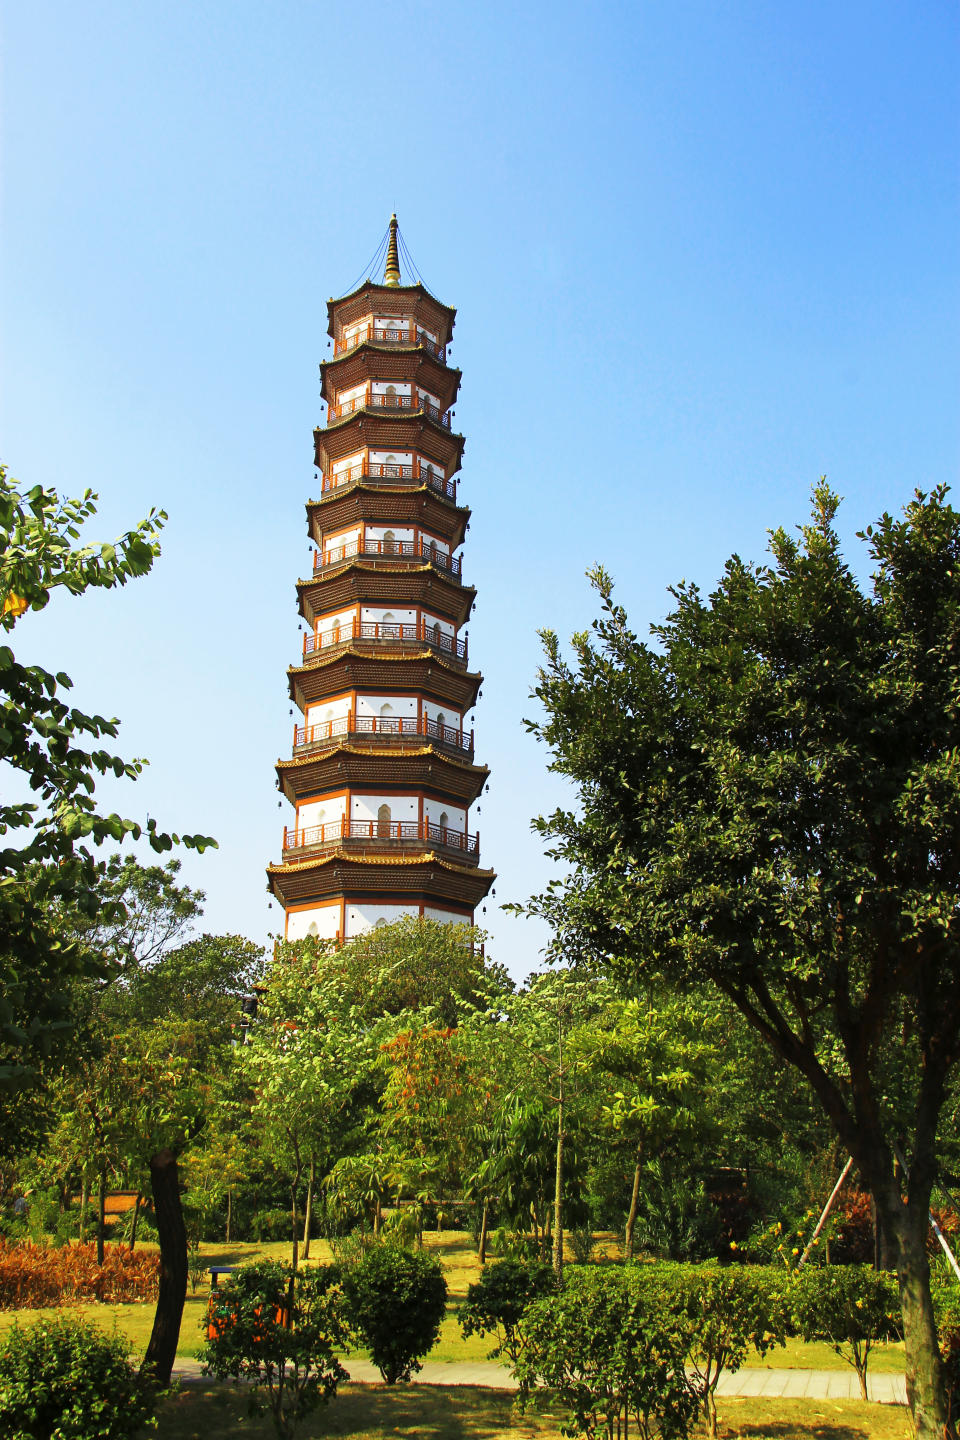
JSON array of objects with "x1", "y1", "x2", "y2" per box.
[
  {"x1": 342, "y1": 1242, "x2": 447, "y2": 1383},
  {"x1": 0, "y1": 1313, "x2": 158, "y2": 1440}
]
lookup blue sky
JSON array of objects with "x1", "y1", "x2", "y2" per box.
[{"x1": 3, "y1": 1, "x2": 957, "y2": 977}]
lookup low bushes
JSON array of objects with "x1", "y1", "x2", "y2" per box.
[
  {"x1": 642, "y1": 1263, "x2": 788, "y2": 1436},
  {"x1": 202, "y1": 1259, "x2": 350, "y2": 1440},
  {"x1": 0, "y1": 1239, "x2": 159, "y2": 1308},
  {"x1": 789, "y1": 1263, "x2": 901, "y2": 1399},
  {"x1": 511, "y1": 1260, "x2": 900, "y2": 1440},
  {"x1": 0, "y1": 1314, "x2": 158, "y2": 1440},
  {"x1": 202, "y1": 1243, "x2": 449, "y2": 1425},
  {"x1": 341, "y1": 1242, "x2": 447, "y2": 1384},
  {"x1": 932, "y1": 1279, "x2": 960, "y2": 1428},
  {"x1": 459, "y1": 1257, "x2": 558, "y2": 1365},
  {"x1": 515, "y1": 1265, "x2": 700, "y2": 1440}
]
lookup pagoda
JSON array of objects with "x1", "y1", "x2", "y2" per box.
[{"x1": 267, "y1": 218, "x2": 495, "y2": 942}]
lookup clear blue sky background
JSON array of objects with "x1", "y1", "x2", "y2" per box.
[{"x1": 3, "y1": 1, "x2": 957, "y2": 978}]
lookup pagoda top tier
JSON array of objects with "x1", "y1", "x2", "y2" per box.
[{"x1": 327, "y1": 215, "x2": 456, "y2": 346}]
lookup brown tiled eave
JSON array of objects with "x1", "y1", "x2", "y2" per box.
[
  {"x1": 315, "y1": 415, "x2": 464, "y2": 474},
  {"x1": 276, "y1": 745, "x2": 489, "y2": 804},
  {"x1": 268, "y1": 851, "x2": 495, "y2": 909},
  {"x1": 293, "y1": 635, "x2": 470, "y2": 674},
  {"x1": 297, "y1": 566, "x2": 476, "y2": 628},
  {"x1": 320, "y1": 407, "x2": 462, "y2": 447},
  {"x1": 320, "y1": 350, "x2": 460, "y2": 409},
  {"x1": 306, "y1": 487, "x2": 470, "y2": 549},
  {"x1": 327, "y1": 283, "x2": 456, "y2": 345},
  {"x1": 287, "y1": 651, "x2": 482, "y2": 711}
]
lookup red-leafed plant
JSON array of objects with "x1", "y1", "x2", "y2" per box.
[{"x1": 0, "y1": 1239, "x2": 159, "y2": 1309}]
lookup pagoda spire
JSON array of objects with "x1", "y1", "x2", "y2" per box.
[
  {"x1": 268, "y1": 233, "x2": 494, "y2": 945},
  {"x1": 384, "y1": 214, "x2": 401, "y2": 286}
]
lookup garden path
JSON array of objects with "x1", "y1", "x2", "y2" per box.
[{"x1": 169, "y1": 1357, "x2": 908, "y2": 1404}]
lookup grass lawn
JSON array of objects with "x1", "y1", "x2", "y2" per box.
[
  {"x1": 0, "y1": 1231, "x2": 908, "y2": 1375},
  {"x1": 153, "y1": 1387, "x2": 913, "y2": 1440}
]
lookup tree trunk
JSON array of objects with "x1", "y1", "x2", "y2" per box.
[
  {"x1": 96, "y1": 1165, "x2": 107, "y2": 1266},
  {"x1": 79, "y1": 1173, "x2": 89, "y2": 1243},
  {"x1": 624, "y1": 1144, "x2": 643, "y2": 1260},
  {"x1": 302, "y1": 1158, "x2": 315, "y2": 1261},
  {"x1": 553, "y1": 1059, "x2": 565, "y2": 1279},
  {"x1": 290, "y1": 1182, "x2": 300, "y2": 1271},
  {"x1": 477, "y1": 1201, "x2": 489, "y2": 1265},
  {"x1": 128, "y1": 1191, "x2": 142, "y2": 1253},
  {"x1": 225, "y1": 1189, "x2": 232, "y2": 1244},
  {"x1": 143, "y1": 1149, "x2": 188, "y2": 1389},
  {"x1": 875, "y1": 1173, "x2": 948, "y2": 1438},
  {"x1": 289, "y1": 1134, "x2": 303, "y2": 1271}
]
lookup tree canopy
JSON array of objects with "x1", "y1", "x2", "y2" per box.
[
  {"x1": 522, "y1": 484, "x2": 960, "y2": 1437},
  {"x1": 0, "y1": 466, "x2": 215, "y2": 1083}
]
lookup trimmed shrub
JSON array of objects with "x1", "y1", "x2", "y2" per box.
[
  {"x1": 0, "y1": 1239, "x2": 159, "y2": 1308},
  {"x1": 788, "y1": 1264, "x2": 901, "y2": 1399},
  {"x1": 202, "y1": 1260, "x2": 350, "y2": 1440},
  {"x1": 640, "y1": 1263, "x2": 787, "y2": 1436},
  {"x1": 342, "y1": 1241, "x2": 447, "y2": 1384},
  {"x1": 459, "y1": 1258, "x2": 558, "y2": 1365},
  {"x1": 0, "y1": 1313, "x2": 158, "y2": 1440},
  {"x1": 931, "y1": 1279, "x2": 960, "y2": 1430},
  {"x1": 515, "y1": 1266, "x2": 699, "y2": 1440}
]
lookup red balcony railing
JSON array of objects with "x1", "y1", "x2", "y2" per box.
[
  {"x1": 321, "y1": 461, "x2": 456, "y2": 501},
  {"x1": 333, "y1": 325, "x2": 446, "y2": 362},
  {"x1": 293, "y1": 714, "x2": 473, "y2": 755},
  {"x1": 314, "y1": 537, "x2": 461, "y2": 576},
  {"x1": 283, "y1": 816, "x2": 479, "y2": 857},
  {"x1": 326, "y1": 388, "x2": 451, "y2": 427},
  {"x1": 304, "y1": 619, "x2": 467, "y2": 663}
]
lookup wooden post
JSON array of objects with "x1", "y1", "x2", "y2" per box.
[
  {"x1": 128, "y1": 1191, "x2": 143, "y2": 1253},
  {"x1": 798, "y1": 1157, "x2": 854, "y2": 1267}
]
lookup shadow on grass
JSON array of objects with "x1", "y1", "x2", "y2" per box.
[
  {"x1": 155, "y1": 1383, "x2": 564, "y2": 1439},
  {"x1": 721, "y1": 1426, "x2": 871, "y2": 1440},
  {"x1": 715, "y1": 1396, "x2": 910, "y2": 1440},
  {"x1": 156, "y1": 1386, "x2": 909, "y2": 1440}
]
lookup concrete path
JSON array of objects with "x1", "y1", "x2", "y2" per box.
[{"x1": 170, "y1": 1357, "x2": 907, "y2": 1405}]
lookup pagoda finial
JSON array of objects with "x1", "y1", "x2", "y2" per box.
[{"x1": 384, "y1": 214, "x2": 401, "y2": 287}]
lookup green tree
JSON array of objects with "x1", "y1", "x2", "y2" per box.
[
  {"x1": 468, "y1": 971, "x2": 604, "y2": 1268},
  {"x1": 38, "y1": 861, "x2": 259, "y2": 1386},
  {"x1": 577, "y1": 996, "x2": 720, "y2": 1259},
  {"x1": 241, "y1": 941, "x2": 394, "y2": 1266},
  {"x1": 329, "y1": 915, "x2": 495, "y2": 1025},
  {"x1": 523, "y1": 484, "x2": 960, "y2": 1437},
  {"x1": 0, "y1": 467, "x2": 214, "y2": 1086}
]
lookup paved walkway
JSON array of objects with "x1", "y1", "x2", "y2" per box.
[{"x1": 170, "y1": 1357, "x2": 907, "y2": 1405}]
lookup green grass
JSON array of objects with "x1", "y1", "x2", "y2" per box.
[
  {"x1": 0, "y1": 1231, "x2": 909, "y2": 1375},
  {"x1": 152, "y1": 1387, "x2": 913, "y2": 1440},
  {"x1": 753, "y1": 1337, "x2": 907, "y2": 1375}
]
